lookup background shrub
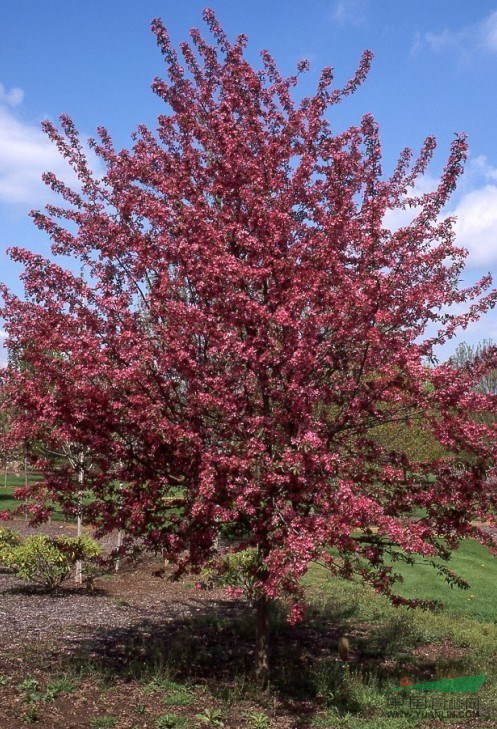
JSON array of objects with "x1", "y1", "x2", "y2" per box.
[
  {"x1": 1, "y1": 533, "x2": 101, "y2": 591},
  {"x1": 0, "y1": 527, "x2": 21, "y2": 566}
]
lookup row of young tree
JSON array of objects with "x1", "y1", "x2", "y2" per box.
[{"x1": 1, "y1": 10, "x2": 497, "y2": 682}]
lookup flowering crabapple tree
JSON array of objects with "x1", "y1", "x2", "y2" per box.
[{"x1": 3, "y1": 10, "x2": 497, "y2": 682}]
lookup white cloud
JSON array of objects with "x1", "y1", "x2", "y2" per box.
[
  {"x1": 481, "y1": 10, "x2": 497, "y2": 51},
  {"x1": 417, "y1": 9, "x2": 497, "y2": 58},
  {"x1": 382, "y1": 160, "x2": 497, "y2": 267},
  {"x1": 0, "y1": 104, "x2": 77, "y2": 205},
  {"x1": 450, "y1": 185, "x2": 497, "y2": 266},
  {"x1": 465, "y1": 154, "x2": 497, "y2": 183},
  {"x1": 331, "y1": 0, "x2": 368, "y2": 27},
  {"x1": 0, "y1": 85, "x2": 102, "y2": 207},
  {"x1": 0, "y1": 83, "x2": 24, "y2": 107},
  {"x1": 425, "y1": 28, "x2": 464, "y2": 54},
  {"x1": 410, "y1": 32, "x2": 422, "y2": 57}
]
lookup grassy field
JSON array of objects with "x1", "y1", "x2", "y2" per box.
[
  {"x1": 0, "y1": 474, "x2": 39, "y2": 510},
  {"x1": 302, "y1": 553, "x2": 497, "y2": 727},
  {"x1": 387, "y1": 538, "x2": 497, "y2": 621},
  {"x1": 0, "y1": 474, "x2": 75, "y2": 521}
]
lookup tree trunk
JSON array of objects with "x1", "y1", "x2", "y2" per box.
[
  {"x1": 24, "y1": 450, "x2": 28, "y2": 521},
  {"x1": 254, "y1": 593, "x2": 270, "y2": 688},
  {"x1": 75, "y1": 468, "x2": 83, "y2": 584},
  {"x1": 115, "y1": 529, "x2": 123, "y2": 572},
  {"x1": 115, "y1": 478, "x2": 124, "y2": 572}
]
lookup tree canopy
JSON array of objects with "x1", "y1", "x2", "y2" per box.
[{"x1": 2, "y1": 8, "x2": 497, "y2": 679}]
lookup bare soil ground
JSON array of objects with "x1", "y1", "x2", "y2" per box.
[
  {"x1": 0, "y1": 520, "x2": 311, "y2": 728},
  {"x1": 0, "y1": 519, "x2": 494, "y2": 728}
]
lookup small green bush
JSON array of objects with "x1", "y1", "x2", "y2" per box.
[
  {"x1": 244, "y1": 712, "x2": 271, "y2": 729},
  {"x1": 155, "y1": 714, "x2": 188, "y2": 729},
  {"x1": 4, "y1": 534, "x2": 101, "y2": 591},
  {"x1": 89, "y1": 717, "x2": 117, "y2": 729},
  {"x1": 17, "y1": 676, "x2": 42, "y2": 702},
  {"x1": 6, "y1": 535, "x2": 73, "y2": 590},
  {"x1": 0, "y1": 527, "x2": 21, "y2": 566},
  {"x1": 195, "y1": 708, "x2": 225, "y2": 726},
  {"x1": 55, "y1": 534, "x2": 101, "y2": 561},
  {"x1": 163, "y1": 690, "x2": 194, "y2": 707},
  {"x1": 200, "y1": 548, "x2": 259, "y2": 597}
]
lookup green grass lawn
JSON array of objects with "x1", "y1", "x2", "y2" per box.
[
  {"x1": 300, "y1": 536, "x2": 497, "y2": 725},
  {"x1": 388, "y1": 539, "x2": 497, "y2": 621},
  {"x1": 0, "y1": 477, "x2": 185, "y2": 524},
  {"x1": 302, "y1": 555, "x2": 497, "y2": 727},
  {"x1": 0, "y1": 475, "x2": 75, "y2": 522},
  {"x1": 0, "y1": 473, "x2": 40, "y2": 511}
]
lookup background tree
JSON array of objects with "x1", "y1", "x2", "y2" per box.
[
  {"x1": 450, "y1": 339, "x2": 497, "y2": 396},
  {"x1": 2, "y1": 10, "x2": 497, "y2": 683},
  {"x1": 448, "y1": 339, "x2": 497, "y2": 467}
]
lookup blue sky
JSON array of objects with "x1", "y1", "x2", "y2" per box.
[{"x1": 1, "y1": 0, "x2": 497, "y2": 360}]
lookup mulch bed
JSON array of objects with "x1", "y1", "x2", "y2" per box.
[{"x1": 0, "y1": 519, "x2": 258, "y2": 728}]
